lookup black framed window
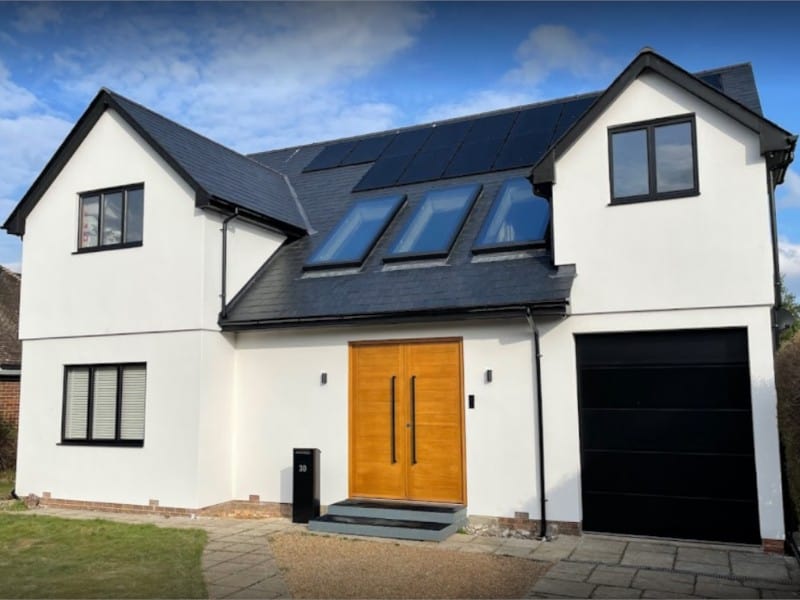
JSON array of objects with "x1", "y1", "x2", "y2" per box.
[
  {"x1": 473, "y1": 177, "x2": 550, "y2": 253},
  {"x1": 78, "y1": 185, "x2": 144, "y2": 251},
  {"x1": 609, "y1": 115, "x2": 698, "y2": 204},
  {"x1": 62, "y1": 363, "x2": 146, "y2": 446}
]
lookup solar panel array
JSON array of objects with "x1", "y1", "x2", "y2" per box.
[{"x1": 302, "y1": 95, "x2": 597, "y2": 192}]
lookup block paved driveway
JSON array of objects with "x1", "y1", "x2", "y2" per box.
[{"x1": 30, "y1": 508, "x2": 800, "y2": 598}]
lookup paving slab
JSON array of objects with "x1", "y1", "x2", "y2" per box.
[
  {"x1": 676, "y1": 546, "x2": 730, "y2": 566},
  {"x1": 495, "y1": 545, "x2": 537, "y2": 558},
  {"x1": 531, "y1": 577, "x2": 597, "y2": 598},
  {"x1": 621, "y1": 550, "x2": 676, "y2": 569},
  {"x1": 730, "y1": 560, "x2": 789, "y2": 582},
  {"x1": 627, "y1": 541, "x2": 677, "y2": 555},
  {"x1": 693, "y1": 579, "x2": 759, "y2": 598},
  {"x1": 207, "y1": 583, "x2": 241, "y2": 599},
  {"x1": 532, "y1": 545, "x2": 578, "y2": 561},
  {"x1": 641, "y1": 590, "x2": 700, "y2": 599},
  {"x1": 571, "y1": 548, "x2": 626, "y2": 565},
  {"x1": 546, "y1": 561, "x2": 596, "y2": 582},
  {"x1": 674, "y1": 559, "x2": 731, "y2": 577},
  {"x1": 588, "y1": 564, "x2": 638, "y2": 587},
  {"x1": 591, "y1": 584, "x2": 642, "y2": 598},
  {"x1": 631, "y1": 570, "x2": 695, "y2": 595}
]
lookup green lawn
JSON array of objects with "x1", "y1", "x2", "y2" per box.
[{"x1": 0, "y1": 514, "x2": 208, "y2": 598}]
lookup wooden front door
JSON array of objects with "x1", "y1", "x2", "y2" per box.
[{"x1": 349, "y1": 339, "x2": 465, "y2": 504}]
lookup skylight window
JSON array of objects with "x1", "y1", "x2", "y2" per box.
[
  {"x1": 473, "y1": 178, "x2": 550, "y2": 252},
  {"x1": 305, "y1": 194, "x2": 405, "y2": 269},
  {"x1": 385, "y1": 183, "x2": 481, "y2": 261}
]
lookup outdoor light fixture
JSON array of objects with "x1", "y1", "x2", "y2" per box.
[
  {"x1": 320, "y1": 372, "x2": 328, "y2": 385},
  {"x1": 485, "y1": 369, "x2": 493, "y2": 383}
]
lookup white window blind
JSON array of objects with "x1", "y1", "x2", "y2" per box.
[
  {"x1": 91, "y1": 367, "x2": 117, "y2": 439},
  {"x1": 120, "y1": 366, "x2": 146, "y2": 440},
  {"x1": 64, "y1": 369, "x2": 89, "y2": 439}
]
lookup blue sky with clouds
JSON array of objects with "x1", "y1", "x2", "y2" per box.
[{"x1": 2, "y1": 1, "x2": 800, "y2": 292}]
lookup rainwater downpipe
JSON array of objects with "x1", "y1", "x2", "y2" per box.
[
  {"x1": 526, "y1": 307, "x2": 549, "y2": 541},
  {"x1": 220, "y1": 208, "x2": 240, "y2": 319}
]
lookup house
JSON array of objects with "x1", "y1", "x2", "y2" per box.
[
  {"x1": 2, "y1": 49, "x2": 796, "y2": 551},
  {"x1": 0, "y1": 266, "x2": 21, "y2": 443}
]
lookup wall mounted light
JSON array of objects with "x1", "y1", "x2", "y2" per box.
[
  {"x1": 320, "y1": 372, "x2": 328, "y2": 385},
  {"x1": 485, "y1": 369, "x2": 493, "y2": 383}
]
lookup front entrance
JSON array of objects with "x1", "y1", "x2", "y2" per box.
[{"x1": 349, "y1": 339, "x2": 465, "y2": 504}]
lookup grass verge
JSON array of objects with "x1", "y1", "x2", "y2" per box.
[
  {"x1": 0, "y1": 514, "x2": 207, "y2": 598},
  {"x1": 0, "y1": 470, "x2": 13, "y2": 499}
]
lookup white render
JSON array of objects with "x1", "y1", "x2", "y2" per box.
[{"x1": 11, "y1": 64, "x2": 789, "y2": 545}]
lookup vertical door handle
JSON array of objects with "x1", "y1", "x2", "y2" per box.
[
  {"x1": 410, "y1": 375, "x2": 417, "y2": 465},
  {"x1": 390, "y1": 376, "x2": 397, "y2": 464}
]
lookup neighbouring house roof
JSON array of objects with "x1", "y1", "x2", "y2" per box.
[
  {"x1": 0, "y1": 267, "x2": 20, "y2": 369},
  {"x1": 2, "y1": 89, "x2": 309, "y2": 237},
  {"x1": 219, "y1": 55, "x2": 776, "y2": 329}
]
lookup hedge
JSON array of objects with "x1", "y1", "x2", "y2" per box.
[{"x1": 776, "y1": 331, "x2": 800, "y2": 527}]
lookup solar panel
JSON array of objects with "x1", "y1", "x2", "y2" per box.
[
  {"x1": 352, "y1": 154, "x2": 415, "y2": 192},
  {"x1": 443, "y1": 138, "x2": 505, "y2": 178},
  {"x1": 341, "y1": 134, "x2": 394, "y2": 166},
  {"x1": 510, "y1": 104, "x2": 562, "y2": 137},
  {"x1": 492, "y1": 135, "x2": 552, "y2": 171},
  {"x1": 382, "y1": 128, "x2": 432, "y2": 158},
  {"x1": 464, "y1": 112, "x2": 517, "y2": 142},
  {"x1": 303, "y1": 140, "x2": 357, "y2": 172},
  {"x1": 423, "y1": 120, "x2": 473, "y2": 151},
  {"x1": 551, "y1": 96, "x2": 596, "y2": 140},
  {"x1": 397, "y1": 146, "x2": 458, "y2": 185}
]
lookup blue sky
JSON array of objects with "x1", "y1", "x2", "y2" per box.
[{"x1": 2, "y1": 1, "x2": 800, "y2": 292}]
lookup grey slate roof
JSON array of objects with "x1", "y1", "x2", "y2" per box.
[
  {"x1": 221, "y1": 61, "x2": 765, "y2": 328},
  {"x1": 105, "y1": 91, "x2": 307, "y2": 232}
]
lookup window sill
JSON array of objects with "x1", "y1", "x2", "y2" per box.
[
  {"x1": 472, "y1": 241, "x2": 546, "y2": 255},
  {"x1": 73, "y1": 241, "x2": 143, "y2": 255},
  {"x1": 58, "y1": 440, "x2": 144, "y2": 447},
  {"x1": 609, "y1": 189, "x2": 700, "y2": 206}
]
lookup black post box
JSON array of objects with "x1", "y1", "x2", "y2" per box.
[{"x1": 292, "y1": 448, "x2": 320, "y2": 523}]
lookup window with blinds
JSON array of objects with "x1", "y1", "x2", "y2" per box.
[{"x1": 62, "y1": 363, "x2": 146, "y2": 445}]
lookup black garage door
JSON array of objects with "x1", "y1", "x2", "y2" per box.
[{"x1": 576, "y1": 328, "x2": 759, "y2": 544}]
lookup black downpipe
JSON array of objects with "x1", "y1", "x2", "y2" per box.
[
  {"x1": 220, "y1": 209, "x2": 240, "y2": 319},
  {"x1": 527, "y1": 309, "x2": 548, "y2": 540},
  {"x1": 767, "y1": 169, "x2": 782, "y2": 350}
]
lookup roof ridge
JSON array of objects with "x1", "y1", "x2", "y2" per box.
[
  {"x1": 248, "y1": 91, "x2": 602, "y2": 158},
  {"x1": 104, "y1": 88, "x2": 294, "y2": 180}
]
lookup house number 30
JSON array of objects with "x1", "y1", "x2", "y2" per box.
[{"x1": 298, "y1": 464, "x2": 307, "y2": 472}]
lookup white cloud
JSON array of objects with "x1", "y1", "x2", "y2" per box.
[
  {"x1": 777, "y1": 168, "x2": 800, "y2": 208},
  {"x1": 13, "y1": 3, "x2": 61, "y2": 33},
  {"x1": 47, "y1": 2, "x2": 428, "y2": 151},
  {"x1": 423, "y1": 24, "x2": 613, "y2": 123},
  {"x1": 779, "y1": 236, "x2": 800, "y2": 277}
]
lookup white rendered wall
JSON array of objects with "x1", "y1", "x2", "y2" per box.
[
  {"x1": 552, "y1": 72, "x2": 774, "y2": 314},
  {"x1": 19, "y1": 109, "x2": 208, "y2": 338},
  {"x1": 537, "y1": 306, "x2": 784, "y2": 541},
  {"x1": 233, "y1": 320, "x2": 542, "y2": 520},
  {"x1": 16, "y1": 332, "x2": 205, "y2": 508}
]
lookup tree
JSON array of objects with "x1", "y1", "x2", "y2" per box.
[{"x1": 780, "y1": 276, "x2": 800, "y2": 346}]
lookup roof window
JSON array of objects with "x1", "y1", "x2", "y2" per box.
[
  {"x1": 305, "y1": 194, "x2": 405, "y2": 269},
  {"x1": 473, "y1": 178, "x2": 550, "y2": 253},
  {"x1": 385, "y1": 183, "x2": 481, "y2": 262}
]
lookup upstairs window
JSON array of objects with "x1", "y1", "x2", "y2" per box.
[
  {"x1": 609, "y1": 115, "x2": 698, "y2": 203},
  {"x1": 385, "y1": 183, "x2": 481, "y2": 261},
  {"x1": 473, "y1": 178, "x2": 550, "y2": 253},
  {"x1": 62, "y1": 363, "x2": 146, "y2": 446},
  {"x1": 78, "y1": 184, "x2": 144, "y2": 251},
  {"x1": 305, "y1": 194, "x2": 405, "y2": 269}
]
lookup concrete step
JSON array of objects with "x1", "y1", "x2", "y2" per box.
[
  {"x1": 325, "y1": 499, "x2": 467, "y2": 524},
  {"x1": 308, "y1": 513, "x2": 464, "y2": 542}
]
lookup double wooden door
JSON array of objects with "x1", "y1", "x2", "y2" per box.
[{"x1": 349, "y1": 339, "x2": 465, "y2": 504}]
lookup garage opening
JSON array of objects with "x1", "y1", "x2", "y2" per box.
[{"x1": 576, "y1": 328, "x2": 760, "y2": 544}]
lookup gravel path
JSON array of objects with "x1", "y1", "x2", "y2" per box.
[{"x1": 271, "y1": 532, "x2": 551, "y2": 599}]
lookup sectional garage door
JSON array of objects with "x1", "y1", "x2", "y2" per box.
[{"x1": 576, "y1": 329, "x2": 760, "y2": 544}]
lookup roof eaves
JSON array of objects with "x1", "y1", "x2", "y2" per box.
[
  {"x1": 219, "y1": 301, "x2": 571, "y2": 331},
  {"x1": 531, "y1": 49, "x2": 796, "y2": 187},
  {"x1": 2, "y1": 89, "x2": 210, "y2": 236}
]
